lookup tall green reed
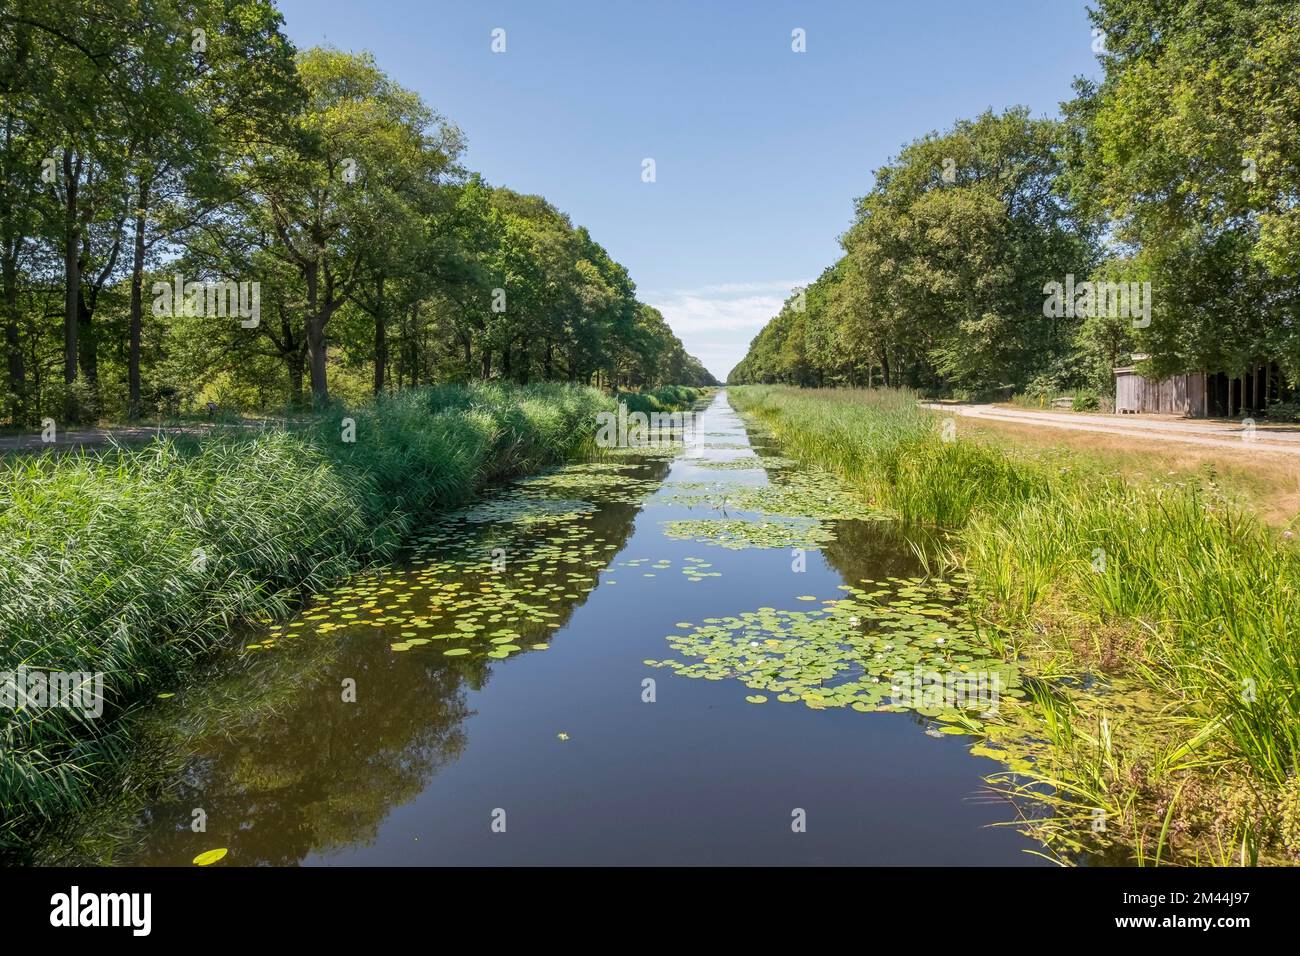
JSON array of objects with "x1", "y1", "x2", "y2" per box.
[
  {"x1": 0, "y1": 382, "x2": 616, "y2": 842},
  {"x1": 731, "y1": 385, "x2": 1300, "y2": 804}
]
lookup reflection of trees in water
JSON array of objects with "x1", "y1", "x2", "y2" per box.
[
  {"x1": 53, "y1": 459, "x2": 662, "y2": 865},
  {"x1": 140, "y1": 654, "x2": 474, "y2": 866},
  {"x1": 818, "y1": 517, "x2": 939, "y2": 585},
  {"x1": 737, "y1": 414, "x2": 942, "y2": 586}
]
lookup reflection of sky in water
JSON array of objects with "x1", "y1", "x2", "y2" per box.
[{"x1": 57, "y1": 393, "x2": 1048, "y2": 867}]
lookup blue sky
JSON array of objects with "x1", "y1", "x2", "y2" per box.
[{"x1": 276, "y1": 0, "x2": 1102, "y2": 379}]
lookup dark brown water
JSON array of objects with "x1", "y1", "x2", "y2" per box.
[{"x1": 60, "y1": 392, "x2": 1049, "y2": 865}]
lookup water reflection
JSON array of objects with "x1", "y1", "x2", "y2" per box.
[
  {"x1": 45, "y1": 395, "x2": 1049, "y2": 866},
  {"x1": 49, "y1": 460, "x2": 663, "y2": 865}
]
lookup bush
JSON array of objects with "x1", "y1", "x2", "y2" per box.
[
  {"x1": 1264, "y1": 401, "x2": 1300, "y2": 422},
  {"x1": 613, "y1": 385, "x2": 706, "y2": 415},
  {"x1": 1071, "y1": 389, "x2": 1100, "y2": 411}
]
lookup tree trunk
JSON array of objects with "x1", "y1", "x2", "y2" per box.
[
  {"x1": 307, "y1": 315, "x2": 327, "y2": 404},
  {"x1": 1, "y1": 21, "x2": 27, "y2": 423},
  {"x1": 288, "y1": 349, "x2": 305, "y2": 405},
  {"x1": 127, "y1": 178, "x2": 149, "y2": 419},
  {"x1": 62, "y1": 152, "x2": 79, "y2": 389},
  {"x1": 76, "y1": 270, "x2": 98, "y2": 386},
  {"x1": 372, "y1": 274, "x2": 386, "y2": 396},
  {"x1": 304, "y1": 261, "x2": 328, "y2": 406},
  {"x1": 410, "y1": 306, "x2": 420, "y2": 387},
  {"x1": 2, "y1": 257, "x2": 22, "y2": 424}
]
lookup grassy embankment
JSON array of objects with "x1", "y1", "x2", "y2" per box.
[
  {"x1": 958, "y1": 415, "x2": 1300, "y2": 529},
  {"x1": 0, "y1": 382, "x2": 704, "y2": 848},
  {"x1": 731, "y1": 385, "x2": 1300, "y2": 865}
]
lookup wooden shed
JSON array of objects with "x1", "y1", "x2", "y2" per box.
[
  {"x1": 1114, "y1": 367, "x2": 1206, "y2": 415},
  {"x1": 1114, "y1": 359, "x2": 1285, "y2": 417}
]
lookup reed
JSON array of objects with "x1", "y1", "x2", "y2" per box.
[
  {"x1": 0, "y1": 382, "x2": 627, "y2": 844},
  {"x1": 732, "y1": 385, "x2": 1300, "y2": 862}
]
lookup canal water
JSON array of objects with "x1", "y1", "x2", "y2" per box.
[{"x1": 63, "y1": 391, "x2": 1049, "y2": 865}]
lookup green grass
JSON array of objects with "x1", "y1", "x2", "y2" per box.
[
  {"x1": 0, "y1": 381, "x2": 694, "y2": 846},
  {"x1": 1009, "y1": 388, "x2": 1104, "y2": 412},
  {"x1": 731, "y1": 385, "x2": 1300, "y2": 863}
]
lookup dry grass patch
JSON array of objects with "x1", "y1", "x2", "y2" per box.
[{"x1": 960, "y1": 416, "x2": 1300, "y2": 528}]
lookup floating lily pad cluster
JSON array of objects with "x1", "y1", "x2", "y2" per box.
[
  {"x1": 257, "y1": 541, "x2": 594, "y2": 658},
  {"x1": 691, "y1": 455, "x2": 796, "y2": 471},
  {"x1": 455, "y1": 493, "x2": 595, "y2": 527},
  {"x1": 661, "y1": 517, "x2": 837, "y2": 550},
  {"x1": 661, "y1": 469, "x2": 886, "y2": 522},
  {"x1": 604, "y1": 440, "x2": 685, "y2": 459},
  {"x1": 513, "y1": 462, "x2": 659, "y2": 504},
  {"x1": 424, "y1": 459, "x2": 667, "y2": 531},
  {"x1": 247, "y1": 450, "x2": 737, "y2": 663},
  {"x1": 607, "y1": 554, "x2": 722, "y2": 583},
  {"x1": 251, "y1": 474, "x2": 637, "y2": 658},
  {"x1": 646, "y1": 576, "x2": 1022, "y2": 728}
]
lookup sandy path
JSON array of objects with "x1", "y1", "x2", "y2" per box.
[
  {"x1": 0, "y1": 422, "x2": 277, "y2": 455},
  {"x1": 923, "y1": 403, "x2": 1300, "y2": 457}
]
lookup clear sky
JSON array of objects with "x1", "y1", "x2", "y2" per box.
[{"x1": 275, "y1": 0, "x2": 1102, "y2": 380}]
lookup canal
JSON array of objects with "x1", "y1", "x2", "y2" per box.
[{"x1": 53, "y1": 391, "x2": 1048, "y2": 865}]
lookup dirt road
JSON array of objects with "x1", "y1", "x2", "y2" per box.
[
  {"x1": 924, "y1": 403, "x2": 1300, "y2": 457},
  {"x1": 0, "y1": 421, "x2": 277, "y2": 455}
]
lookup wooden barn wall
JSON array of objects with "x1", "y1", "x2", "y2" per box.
[
  {"x1": 1114, "y1": 372, "x2": 1205, "y2": 416},
  {"x1": 1116, "y1": 371, "x2": 1140, "y2": 412}
]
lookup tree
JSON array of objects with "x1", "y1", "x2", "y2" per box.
[
  {"x1": 736, "y1": 109, "x2": 1095, "y2": 392},
  {"x1": 1, "y1": 17, "x2": 711, "y2": 424},
  {"x1": 1066, "y1": 0, "x2": 1300, "y2": 381},
  {"x1": 253, "y1": 48, "x2": 462, "y2": 405}
]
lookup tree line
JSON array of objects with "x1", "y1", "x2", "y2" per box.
[
  {"x1": 730, "y1": 0, "x2": 1299, "y2": 405},
  {"x1": 0, "y1": 0, "x2": 715, "y2": 426}
]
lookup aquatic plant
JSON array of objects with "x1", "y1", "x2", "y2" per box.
[
  {"x1": 661, "y1": 517, "x2": 837, "y2": 551},
  {"x1": 731, "y1": 384, "x2": 1300, "y2": 864},
  {"x1": 0, "y1": 382, "x2": 653, "y2": 844},
  {"x1": 652, "y1": 576, "x2": 1021, "y2": 721}
]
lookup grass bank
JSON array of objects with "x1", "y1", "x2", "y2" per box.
[
  {"x1": 0, "y1": 382, "x2": 701, "y2": 847},
  {"x1": 956, "y1": 415, "x2": 1300, "y2": 528},
  {"x1": 731, "y1": 385, "x2": 1300, "y2": 865}
]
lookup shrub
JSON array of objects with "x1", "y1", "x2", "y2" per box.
[{"x1": 1071, "y1": 389, "x2": 1100, "y2": 411}]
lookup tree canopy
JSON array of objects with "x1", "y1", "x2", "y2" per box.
[
  {"x1": 0, "y1": 0, "x2": 714, "y2": 425},
  {"x1": 732, "y1": 4, "x2": 1299, "y2": 403}
]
